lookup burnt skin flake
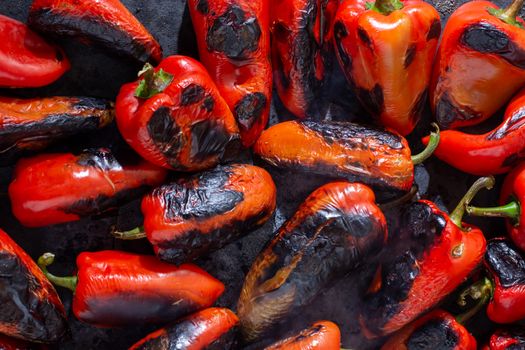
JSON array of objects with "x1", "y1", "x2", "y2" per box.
[
  {"x1": 406, "y1": 319, "x2": 459, "y2": 350},
  {"x1": 180, "y1": 84, "x2": 206, "y2": 106},
  {"x1": 147, "y1": 107, "x2": 185, "y2": 162},
  {"x1": 486, "y1": 239, "x2": 525, "y2": 288},
  {"x1": 427, "y1": 19, "x2": 441, "y2": 41},
  {"x1": 234, "y1": 92, "x2": 267, "y2": 130},
  {"x1": 334, "y1": 21, "x2": 351, "y2": 68}
]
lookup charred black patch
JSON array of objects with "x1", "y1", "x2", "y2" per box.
[
  {"x1": 404, "y1": 44, "x2": 417, "y2": 69},
  {"x1": 502, "y1": 153, "x2": 524, "y2": 168},
  {"x1": 410, "y1": 89, "x2": 428, "y2": 124},
  {"x1": 356, "y1": 84, "x2": 384, "y2": 117},
  {"x1": 181, "y1": 84, "x2": 206, "y2": 106},
  {"x1": 334, "y1": 21, "x2": 351, "y2": 68},
  {"x1": 486, "y1": 239, "x2": 525, "y2": 288},
  {"x1": 77, "y1": 149, "x2": 121, "y2": 171},
  {"x1": 148, "y1": 107, "x2": 185, "y2": 162},
  {"x1": 206, "y1": 5, "x2": 261, "y2": 60},
  {"x1": 406, "y1": 319, "x2": 459, "y2": 350},
  {"x1": 202, "y1": 96, "x2": 215, "y2": 112},
  {"x1": 434, "y1": 92, "x2": 480, "y2": 129},
  {"x1": 234, "y1": 92, "x2": 267, "y2": 130},
  {"x1": 357, "y1": 27, "x2": 372, "y2": 48},
  {"x1": 196, "y1": 0, "x2": 209, "y2": 14},
  {"x1": 487, "y1": 108, "x2": 525, "y2": 140},
  {"x1": 189, "y1": 119, "x2": 236, "y2": 163},
  {"x1": 427, "y1": 19, "x2": 441, "y2": 41}
]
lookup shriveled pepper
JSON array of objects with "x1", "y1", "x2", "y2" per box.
[
  {"x1": 430, "y1": 0, "x2": 525, "y2": 129},
  {"x1": 264, "y1": 321, "x2": 341, "y2": 350},
  {"x1": 485, "y1": 328, "x2": 525, "y2": 349},
  {"x1": 116, "y1": 56, "x2": 240, "y2": 171},
  {"x1": 28, "y1": 0, "x2": 162, "y2": 63},
  {"x1": 37, "y1": 250, "x2": 225, "y2": 327},
  {"x1": 129, "y1": 308, "x2": 239, "y2": 350},
  {"x1": 333, "y1": 0, "x2": 440, "y2": 136},
  {"x1": 0, "y1": 14, "x2": 69, "y2": 88},
  {"x1": 8, "y1": 148, "x2": 167, "y2": 228}
]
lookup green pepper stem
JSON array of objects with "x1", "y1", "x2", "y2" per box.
[
  {"x1": 134, "y1": 63, "x2": 174, "y2": 99},
  {"x1": 488, "y1": 0, "x2": 525, "y2": 27},
  {"x1": 449, "y1": 176, "x2": 495, "y2": 229},
  {"x1": 411, "y1": 123, "x2": 440, "y2": 165},
  {"x1": 112, "y1": 226, "x2": 146, "y2": 240},
  {"x1": 369, "y1": 0, "x2": 404, "y2": 15},
  {"x1": 37, "y1": 253, "x2": 77, "y2": 292},
  {"x1": 456, "y1": 277, "x2": 493, "y2": 324},
  {"x1": 466, "y1": 201, "x2": 520, "y2": 224}
]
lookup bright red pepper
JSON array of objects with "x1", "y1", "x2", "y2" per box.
[
  {"x1": 333, "y1": 0, "x2": 440, "y2": 136},
  {"x1": 264, "y1": 321, "x2": 341, "y2": 350},
  {"x1": 0, "y1": 14, "x2": 69, "y2": 88},
  {"x1": 485, "y1": 328, "x2": 525, "y2": 349}
]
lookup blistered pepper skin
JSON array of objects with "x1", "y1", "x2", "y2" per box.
[
  {"x1": 430, "y1": 1, "x2": 525, "y2": 130},
  {"x1": 8, "y1": 148, "x2": 167, "y2": 227},
  {"x1": 334, "y1": 0, "x2": 440, "y2": 136},
  {"x1": 142, "y1": 164, "x2": 277, "y2": 264},
  {"x1": 28, "y1": 0, "x2": 162, "y2": 63},
  {"x1": 0, "y1": 14, "x2": 69, "y2": 88},
  {"x1": 237, "y1": 182, "x2": 387, "y2": 342},
  {"x1": 188, "y1": 0, "x2": 272, "y2": 147},
  {"x1": 264, "y1": 321, "x2": 341, "y2": 350},
  {"x1": 499, "y1": 163, "x2": 525, "y2": 251},
  {"x1": 0, "y1": 229, "x2": 68, "y2": 343},
  {"x1": 116, "y1": 56, "x2": 240, "y2": 171},
  {"x1": 485, "y1": 328, "x2": 525, "y2": 349},
  {"x1": 129, "y1": 308, "x2": 239, "y2": 350}
]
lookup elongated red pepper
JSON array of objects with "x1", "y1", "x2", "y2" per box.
[
  {"x1": 264, "y1": 321, "x2": 341, "y2": 350},
  {"x1": 187, "y1": 0, "x2": 271, "y2": 146},
  {"x1": 333, "y1": 0, "x2": 440, "y2": 136},
  {"x1": 0, "y1": 229, "x2": 67, "y2": 343},
  {"x1": 116, "y1": 56, "x2": 240, "y2": 171},
  {"x1": 0, "y1": 14, "x2": 69, "y2": 88},
  {"x1": 129, "y1": 308, "x2": 239, "y2": 350},
  {"x1": 8, "y1": 148, "x2": 167, "y2": 228},
  {"x1": 38, "y1": 250, "x2": 225, "y2": 327},
  {"x1": 485, "y1": 328, "x2": 525, "y2": 349},
  {"x1": 28, "y1": 0, "x2": 162, "y2": 63},
  {"x1": 430, "y1": 0, "x2": 525, "y2": 129}
]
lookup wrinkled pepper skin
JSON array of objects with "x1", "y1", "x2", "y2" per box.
[
  {"x1": 0, "y1": 96, "x2": 114, "y2": 154},
  {"x1": 264, "y1": 321, "x2": 341, "y2": 350},
  {"x1": 0, "y1": 14, "x2": 69, "y2": 88},
  {"x1": 333, "y1": 0, "x2": 440, "y2": 136},
  {"x1": 253, "y1": 120, "x2": 413, "y2": 193},
  {"x1": 423, "y1": 88, "x2": 525, "y2": 175},
  {"x1": 0, "y1": 229, "x2": 67, "y2": 343},
  {"x1": 28, "y1": 0, "x2": 162, "y2": 63},
  {"x1": 142, "y1": 164, "x2": 277, "y2": 264},
  {"x1": 116, "y1": 56, "x2": 240, "y2": 171},
  {"x1": 188, "y1": 0, "x2": 272, "y2": 147},
  {"x1": 485, "y1": 328, "x2": 525, "y2": 349},
  {"x1": 237, "y1": 182, "x2": 387, "y2": 342},
  {"x1": 381, "y1": 310, "x2": 477, "y2": 350},
  {"x1": 430, "y1": 1, "x2": 525, "y2": 130},
  {"x1": 129, "y1": 308, "x2": 239, "y2": 350},
  {"x1": 8, "y1": 148, "x2": 167, "y2": 228},
  {"x1": 361, "y1": 200, "x2": 486, "y2": 337}
]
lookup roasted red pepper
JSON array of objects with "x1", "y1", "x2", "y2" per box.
[
  {"x1": 485, "y1": 328, "x2": 525, "y2": 349},
  {"x1": 129, "y1": 308, "x2": 239, "y2": 350},
  {"x1": 0, "y1": 334, "x2": 34, "y2": 350},
  {"x1": 0, "y1": 14, "x2": 69, "y2": 88},
  {"x1": 237, "y1": 182, "x2": 387, "y2": 342},
  {"x1": 116, "y1": 56, "x2": 240, "y2": 171},
  {"x1": 28, "y1": 0, "x2": 162, "y2": 63},
  {"x1": 187, "y1": 0, "x2": 272, "y2": 146},
  {"x1": 8, "y1": 148, "x2": 167, "y2": 228},
  {"x1": 333, "y1": 0, "x2": 440, "y2": 136},
  {"x1": 116, "y1": 164, "x2": 277, "y2": 264},
  {"x1": 0, "y1": 229, "x2": 67, "y2": 343},
  {"x1": 430, "y1": 0, "x2": 525, "y2": 129},
  {"x1": 37, "y1": 250, "x2": 225, "y2": 327},
  {"x1": 264, "y1": 321, "x2": 341, "y2": 350}
]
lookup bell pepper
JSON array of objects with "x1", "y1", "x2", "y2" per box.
[
  {"x1": 430, "y1": 0, "x2": 525, "y2": 129},
  {"x1": 28, "y1": 0, "x2": 162, "y2": 63},
  {"x1": 264, "y1": 321, "x2": 341, "y2": 350},
  {"x1": 37, "y1": 250, "x2": 225, "y2": 327},
  {"x1": 237, "y1": 181, "x2": 388, "y2": 342},
  {"x1": 129, "y1": 308, "x2": 239, "y2": 350},
  {"x1": 8, "y1": 148, "x2": 167, "y2": 228},
  {"x1": 0, "y1": 14, "x2": 69, "y2": 88},
  {"x1": 333, "y1": 0, "x2": 440, "y2": 136},
  {"x1": 116, "y1": 56, "x2": 240, "y2": 171},
  {"x1": 0, "y1": 229, "x2": 68, "y2": 343},
  {"x1": 187, "y1": 0, "x2": 272, "y2": 147},
  {"x1": 485, "y1": 328, "x2": 525, "y2": 349},
  {"x1": 114, "y1": 164, "x2": 277, "y2": 264}
]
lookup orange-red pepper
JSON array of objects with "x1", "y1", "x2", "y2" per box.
[
  {"x1": 264, "y1": 321, "x2": 341, "y2": 350},
  {"x1": 485, "y1": 328, "x2": 525, "y2": 349}
]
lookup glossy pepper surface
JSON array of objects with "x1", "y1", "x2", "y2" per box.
[
  {"x1": 485, "y1": 328, "x2": 525, "y2": 349},
  {"x1": 28, "y1": 0, "x2": 162, "y2": 63},
  {"x1": 8, "y1": 148, "x2": 167, "y2": 227},
  {"x1": 0, "y1": 14, "x2": 69, "y2": 88},
  {"x1": 333, "y1": 0, "x2": 440, "y2": 136},
  {"x1": 0, "y1": 229, "x2": 68, "y2": 343},
  {"x1": 188, "y1": 0, "x2": 272, "y2": 146},
  {"x1": 237, "y1": 182, "x2": 387, "y2": 342},
  {"x1": 38, "y1": 250, "x2": 225, "y2": 327},
  {"x1": 430, "y1": 0, "x2": 525, "y2": 129},
  {"x1": 264, "y1": 321, "x2": 341, "y2": 350},
  {"x1": 116, "y1": 56, "x2": 240, "y2": 171},
  {"x1": 129, "y1": 308, "x2": 239, "y2": 350}
]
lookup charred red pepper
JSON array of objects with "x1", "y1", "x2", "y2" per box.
[
  {"x1": 129, "y1": 307, "x2": 239, "y2": 350},
  {"x1": 0, "y1": 14, "x2": 69, "y2": 88},
  {"x1": 28, "y1": 0, "x2": 162, "y2": 63},
  {"x1": 333, "y1": 0, "x2": 440, "y2": 136},
  {"x1": 0, "y1": 229, "x2": 68, "y2": 343},
  {"x1": 116, "y1": 56, "x2": 240, "y2": 171},
  {"x1": 237, "y1": 182, "x2": 388, "y2": 342},
  {"x1": 37, "y1": 250, "x2": 225, "y2": 327},
  {"x1": 485, "y1": 328, "x2": 525, "y2": 349},
  {"x1": 264, "y1": 321, "x2": 341, "y2": 350},
  {"x1": 0, "y1": 334, "x2": 34, "y2": 350},
  {"x1": 8, "y1": 148, "x2": 167, "y2": 228},
  {"x1": 187, "y1": 0, "x2": 272, "y2": 147},
  {"x1": 115, "y1": 164, "x2": 277, "y2": 264},
  {"x1": 430, "y1": 0, "x2": 525, "y2": 129}
]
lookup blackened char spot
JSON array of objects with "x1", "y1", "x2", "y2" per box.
[
  {"x1": 189, "y1": 119, "x2": 235, "y2": 163},
  {"x1": 334, "y1": 21, "x2": 351, "y2": 68},
  {"x1": 77, "y1": 148, "x2": 121, "y2": 171},
  {"x1": 196, "y1": 0, "x2": 209, "y2": 14},
  {"x1": 147, "y1": 107, "x2": 185, "y2": 161},
  {"x1": 357, "y1": 27, "x2": 372, "y2": 48},
  {"x1": 356, "y1": 84, "x2": 384, "y2": 117},
  {"x1": 410, "y1": 89, "x2": 428, "y2": 124},
  {"x1": 234, "y1": 92, "x2": 267, "y2": 130},
  {"x1": 486, "y1": 239, "x2": 525, "y2": 288},
  {"x1": 487, "y1": 108, "x2": 525, "y2": 140},
  {"x1": 404, "y1": 44, "x2": 417, "y2": 69},
  {"x1": 206, "y1": 5, "x2": 261, "y2": 60},
  {"x1": 434, "y1": 91, "x2": 480, "y2": 129},
  {"x1": 181, "y1": 84, "x2": 206, "y2": 106},
  {"x1": 502, "y1": 153, "x2": 523, "y2": 168},
  {"x1": 202, "y1": 96, "x2": 215, "y2": 112},
  {"x1": 55, "y1": 50, "x2": 64, "y2": 61},
  {"x1": 427, "y1": 19, "x2": 441, "y2": 41},
  {"x1": 406, "y1": 319, "x2": 459, "y2": 350}
]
